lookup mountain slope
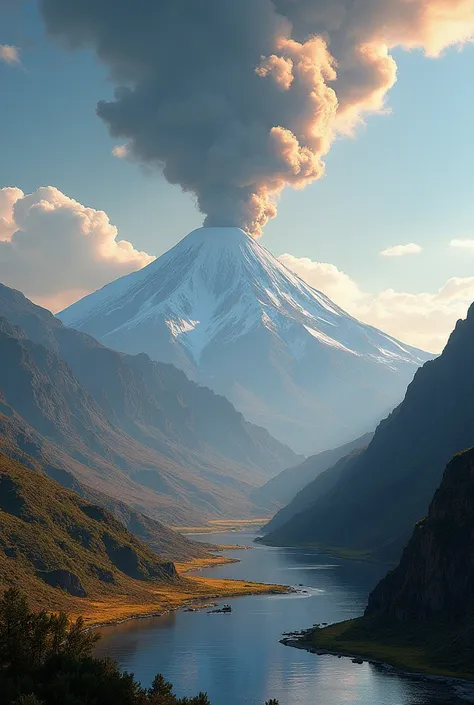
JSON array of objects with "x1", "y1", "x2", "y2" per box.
[
  {"x1": 0, "y1": 319, "x2": 278, "y2": 525},
  {"x1": 0, "y1": 282, "x2": 297, "y2": 477},
  {"x1": 59, "y1": 227, "x2": 430, "y2": 453},
  {"x1": 0, "y1": 451, "x2": 180, "y2": 614},
  {"x1": 261, "y1": 447, "x2": 367, "y2": 538},
  {"x1": 262, "y1": 304, "x2": 474, "y2": 559},
  {"x1": 0, "y1": 284, "x2": 299, "y2": 524},
  {"x1": 254, "y1": 432, "x2": 373, "y2": 510},
  {"x1": 0, "y1": 452, "x2": 282, "y2": 624},
  {"x1": 0, "y1": 401, "x2": 209, "y2": 561}
]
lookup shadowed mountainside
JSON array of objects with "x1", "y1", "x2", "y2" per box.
[
  {"x1": 261, "y1": 447, "x2": 367, "y2": 539},
  {"x1": 297, "y1": 446, "x2": 474, "y2": 679},
  {"x1": 255, "y1": 432, "x2": 373, "y2": 513},
  {"x1": 262, "y1": 304, "x2": 474, "y2": 560}
]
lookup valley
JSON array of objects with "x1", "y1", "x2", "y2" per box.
[
  {"x1": 95, "y1": 530, "x2": 467, "y2": 705},
  {"x1": 3, "y1": 2, "x2": 474, "y2": 703},
  {"x1": 59, "y1": 226, "x2": 430, "y2": 454}
]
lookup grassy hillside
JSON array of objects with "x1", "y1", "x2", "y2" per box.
[{"x1": 0, "y1": 453, "x2": 285, "y2": 624}]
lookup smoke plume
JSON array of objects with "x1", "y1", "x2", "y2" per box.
[{"x1": 40, "y1": 0, "x2": 474, "y2": 236}]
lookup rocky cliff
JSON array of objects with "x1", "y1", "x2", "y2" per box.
[
  {"x1": 367, "y1": 446, "x2": 474, "y2": 623},
  {"x1": 294, "y1": 446, "x2": 474, "y2": 678}
]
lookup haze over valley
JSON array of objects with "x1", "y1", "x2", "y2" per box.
[{"x1": 3, "y1": 1, "x2": 474, "y2": 704}]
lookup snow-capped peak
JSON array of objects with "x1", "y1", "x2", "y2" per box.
[
  {"x1": 60, "y1": 226, "x2": 427, "y2": 368},
  {"x1": 59, "y1": 226, "x2": 432, "y2": 453}
]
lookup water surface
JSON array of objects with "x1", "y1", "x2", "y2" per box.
[{"x1": 96, "y1": 530, "x2": 467, "y2": 705}]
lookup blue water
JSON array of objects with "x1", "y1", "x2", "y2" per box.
[{"x1": 96, "y1": 531, "x2": 467, "y2": 705}]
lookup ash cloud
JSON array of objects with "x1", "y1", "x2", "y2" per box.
[{"x1": 39, "y1": 0, "x2": 474, "y2": 236}]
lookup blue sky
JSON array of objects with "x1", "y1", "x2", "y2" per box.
[{"x1": 1, "y1": 1, "x2": 474, "y2": 352}]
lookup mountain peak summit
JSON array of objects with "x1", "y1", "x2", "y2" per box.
[
  {"x1": 59, "y1": 228, "x2": 432, "y2": 452},
  {"x1": 187, "y1": 226, "x2": 249, "y2": 240}
]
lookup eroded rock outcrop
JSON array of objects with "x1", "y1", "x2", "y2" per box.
[{"x1": 39, "y1": 569, "x2": 87, "y2": 598}]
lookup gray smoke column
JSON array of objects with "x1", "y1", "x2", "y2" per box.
[{"x1": 40, "y1": 0, "x2": 474, "y2": 237}]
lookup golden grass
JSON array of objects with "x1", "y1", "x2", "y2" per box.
[
  {"x1": 173, "y1": 518, "x2": 270, "y2": 534},
  {"x1": 76, "y1": 574, "x2": 287, "y2": 626},
  {"x1": 0, "y1": 457, "x2": 287, "y2": 629},
  {"x1": 174, "y1": 555, "x2": 237, "y2": 573}
]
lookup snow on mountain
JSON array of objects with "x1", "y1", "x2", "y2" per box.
[{"x1": 59, "y1": 227, "x2": 432, "y2": 453}]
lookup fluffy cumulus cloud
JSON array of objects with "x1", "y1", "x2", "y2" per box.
[
  {"x1": 0, "y1": 45, "x2": 20, "y2": 65},
  {"x1": 379, "y1": 243, "x2": 422, "y2": 257},
  {"x1": 39, "y1": 0, "x2": 474, "y2": 237},
  {"x1": 279, "y1": 253, "x2": 474, "y2": 353},
  {"x1": 0, "y1": 186, "x2": 155, "y2": 312}
]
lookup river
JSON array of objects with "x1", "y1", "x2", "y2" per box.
[{"x1": 96, "y1": 530, "x2": 468, "y2": 705}]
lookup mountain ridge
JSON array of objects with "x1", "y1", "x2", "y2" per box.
[
  {"x1": 255, "y1": 432, "x2": 373, "y2": 511},
  {"x1": 0, "y1": 283, "x2": 298, "y2": 525},
  {"x1": 59, "y1": 226, "x2": 431, "y2": 453}
]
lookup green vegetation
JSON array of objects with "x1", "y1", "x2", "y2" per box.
[
  {"x1": 0, "y1": 589, "x2": 280, "y2": 705},
  {"x1": 0, "y1": 452, "x2": 180, "y2": 615},
  {"x1": 0, "y1": 452, "x2": 286, "y2": 625},
  {"x1": 299, "y1": 617, "x2": 474, "y2": 680}
]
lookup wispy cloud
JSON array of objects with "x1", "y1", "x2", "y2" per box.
[
  {"x1": 112, "y1": 145, "x2": 128, "y2": 159},
  {"x1": 450, "y1": 239, "x2": 474, "y2": 250},
  {"x1": 0, "y1": 45, "x2": 20, "y2": 66},
  {"x1": 379, "y1": 243, "x2": 422, "y2": 258},
  {"x1": 280, "y1": 253, "x2": 473, "y2": 353}
]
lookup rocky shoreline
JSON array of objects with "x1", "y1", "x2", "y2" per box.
[{"x1": 280, "y1": 635, "x2": 474, "y2": 702}]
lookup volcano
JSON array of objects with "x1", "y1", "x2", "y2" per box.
[{"x1": 59, "y1": 227, "x2": 431, "y2": 452}]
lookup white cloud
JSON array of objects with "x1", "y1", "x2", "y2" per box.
[
  {"x1": 279, "y1": 253, "x2": 474, "y2": 353},
  {"x1": 450, "y1": 239, "x2": 474, "y2": 250},
  {"x1": 0, "y1": 187, "x2": 23, "y2": 241},
  {"x1": 0, "y1": 186, "x2": 155, "y2": 312},
  {"x1": 278, "y1": 254, "x2": 365, "y2": 312},
  {"x1": 379, "y1": 243, "x2": 422, "y2": 257},
  {"x1": 112, "y1": 145, "x2": 128, "y2": 159},
  {"x1": 0, "y1": 45, "x2": 20, "y2": 65}
]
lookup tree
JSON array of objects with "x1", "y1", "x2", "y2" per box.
[
  {"x1": 0, "y1": 588, "x2": 99, "y2": 678},
  {"x1": 0, "y1": 589, "x2": 281, "y2": 705}
]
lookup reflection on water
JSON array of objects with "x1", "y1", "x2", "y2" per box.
[{"x1": 96, "y1": 531, "x2": 465, "y2": 705}]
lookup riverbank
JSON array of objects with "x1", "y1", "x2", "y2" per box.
[
  {"x1": 281, "y1": 619, "x2": 474, "y2": 685},
  {"x1": 174, "y1": 518, "x2": 270, "y2": 534},
  {"x1": 76, "y1": 549, "x2": 288, "y2": 628}
]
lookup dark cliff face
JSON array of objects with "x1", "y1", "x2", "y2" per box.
[{"x1": 367, "y1": 446, "x2": 474, "y2": 622}]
